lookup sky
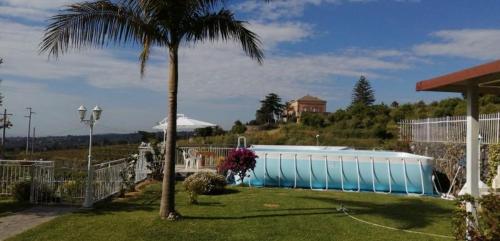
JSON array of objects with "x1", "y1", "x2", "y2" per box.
[{"x1": 1, "y1": 0, "x2": 500, "y2": 137}]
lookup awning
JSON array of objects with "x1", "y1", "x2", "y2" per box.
[{"x1": 416, "y1": 60, "x2": 500, "y2": 94}]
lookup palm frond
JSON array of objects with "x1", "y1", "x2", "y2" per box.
[
  {"x1": 139, "y1": 35, "x2": 151, "y2": 77},
  {"x1": 185, "y1": 9, "x2": 264, "y2": 63},
  {"x1": 40, "y1": 0, "x2": 165, "y2": 58}
]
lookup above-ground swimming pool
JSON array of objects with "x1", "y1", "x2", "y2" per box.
[{"x1": 245, "y1": 145, "x2": 434, "y2": 195}]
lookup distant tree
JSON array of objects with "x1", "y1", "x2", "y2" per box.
[
  {"x1": 195, "y1": 126, "x2": 225, "y2": 137},
  {"x1": 255, "y1": 93, "x2": 285, "y2": 124},
  {"x1": 230, "y1": 120, "x2": 246, "y2": 134},
  {"x1": 300, "y1": 112, "x2": 326, "y2": 128},
  {"x1": 390, "y1": 101, "x2": 399, "y2": 108},
  {"x1": 352, "y1": 76, "x2": 375, "y2": 106},
  {"x1": 138, "y1": 131, "x2": 158, "y2": 143}
]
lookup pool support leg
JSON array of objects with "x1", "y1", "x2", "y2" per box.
[{"x1": 294, "y1": 154, "x2": 297, "y2": 188}]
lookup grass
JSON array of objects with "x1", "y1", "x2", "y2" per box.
[
  {"x1": 0, "y1": 197, "x2": 31, "y2": 217},
  {"x1": 9, "y1": 182, "x2": 455, "y2": 241}
]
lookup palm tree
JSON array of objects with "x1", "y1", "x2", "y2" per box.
[{"x1": 40, "y1": 0, "x2": 264, "y2": 220}]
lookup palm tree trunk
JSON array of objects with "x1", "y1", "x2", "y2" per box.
[{"x1": 159, "y1": 45, "x2": 180, "y2": 220}]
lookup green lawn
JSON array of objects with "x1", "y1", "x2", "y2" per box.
[{"x1": 9, "y1": 183, "x2": 455, "y2": 241}]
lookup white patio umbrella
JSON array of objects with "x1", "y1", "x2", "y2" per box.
[
  {"x1": 153, "y1": 114, "x2": 216, "y2": 131},
  {"x1": 153, "y1": 114, "x2": 217, "y2": 143}
]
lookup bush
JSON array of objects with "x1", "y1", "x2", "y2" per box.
[
  {"x1": 183, "y1": 172, "x2": 226, "y2": 204},
  {"x1": 300, "y1": 112, "x2": 327, "y2": 128},
  {"x1": 487, "y1": 144, "x2": 500, "y2": 186},
  {"x1": 452, "y1": 194, "x2": 500, "y2": 241},
  {"x1": 11, "y1": 179, "x2": 31, "y2": 202},
  {"x1": 218, "y1": 148, "x2": 257, "y2": 184},
  {"x1": 58, "y1": 178, "x2": 85, "y2": 203}
]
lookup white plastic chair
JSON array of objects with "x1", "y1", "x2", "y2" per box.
[
  {"x1": 183, "y1": 150, "x2": 192, "y2": 169},
  {"x1": 183, "y1": 149, "x2": 198, "y2": 169}
]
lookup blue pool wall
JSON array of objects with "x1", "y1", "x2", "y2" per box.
[{"x1": 245, "y1": 145, "x2": 434, "y2": 195}]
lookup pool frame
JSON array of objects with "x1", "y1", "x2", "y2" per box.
[{"x1": 246, "y1": 145, "x2": 434, "y2": 195}]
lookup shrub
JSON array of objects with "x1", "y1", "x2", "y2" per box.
[
  {"x1": 487, "y1": 144, "x2": 500, "y2": 186},
  {"x1": 218, "y1": 148, "x2": 257, "y2": 184},
  {"x1": 144, "y1": 143, "x2": 163, "y2": 181},
  {"x1": 12, "y1": 179, "x2": 55, "y2": 203},
  {"x1": 11, "y1": 179, "x2": 32, "y2": 202},
  {"x1": 120, "y1": 154, "x2": 138, "y2": 194},
  {"x1": 183, "y1": 172, "x2": 226, "y2": 204},
  {"x1": 300, "y1": 112, "x2": 327, "y2": 128},
  {"x1": 58, "y1": 178, "x2": 85, "y2": 203},
  {"x1": 452, "y1": 194, "x2": 500, "y2": 241}
]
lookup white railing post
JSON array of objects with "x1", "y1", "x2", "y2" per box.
[
  {"x1": 446, "y1": 116, "x2": 450, "y2": 141},
  {"x1": 426, "y1": 118, "x2": 430, "y2": 142},
  {"x1": 497, "y1": 112, "x2": 500, "y2": 143}
]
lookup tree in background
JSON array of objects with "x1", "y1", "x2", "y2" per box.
[
  {"x1": 195, "y1": 126, "x2": 225, "y2": 137},
  {"x1": 300, "y1": 112, "x2": 327, "y2": 128},
  {"x1": 230, "y1": 120, "x2": 246, "y2": 134},
  {"x1": 352, "y1": 76, "x2": 375, "y2": 106},
  {"x1": 40, "y1": 0, "x2": 263, "y2": 220},
  {"x1": 255, "y1": 93, "x2": 284, "y2": 124}
]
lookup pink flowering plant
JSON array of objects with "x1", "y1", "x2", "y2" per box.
[{"x1": 218, "y1": 148, "x2": 258, "y2": 184}]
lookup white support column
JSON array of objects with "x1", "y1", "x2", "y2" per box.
[
  {"x1": 465, "y1": 85, "x2": 480, "y2": 198},
  {"x1": 465, "y1": 85, "x2": 480, "y2": 240}
]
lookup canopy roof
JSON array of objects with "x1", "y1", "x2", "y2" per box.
[
  {"x1": 152, "y1": 114, "x2": 216, "y2": 131},
  {"x1": 416, "y1": 60, "x2": 500, "y2": 94}
]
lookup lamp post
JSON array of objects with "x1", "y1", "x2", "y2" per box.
[
  {"x1": 79, "y1": 105, "x2": 102, "y2": 208},
  {"x1": 315, "y1": 134, "x2": 320, "y2": 146}
]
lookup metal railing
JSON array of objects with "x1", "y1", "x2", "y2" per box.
[
  {"x1": 0, "y1": 160, "x2": 53, "y2": 196},
  {"x1": 0, "y1": 158, "x2": 143, "y2": 205},
  {"x1": 399, "y1": 112, "x2": 500, "y2": 144},
  {"x1": 176, "y1": 146, "x2": 234, "y2": 169},
  {"x1": 92, "y1": 159, "x2": 128, "y2": 202}
]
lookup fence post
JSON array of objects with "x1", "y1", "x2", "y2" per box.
[
  {"x1": 426, "y1": 118, "x2": 430, "y2": 142},
  {"x1": 497, "y1": 112, "x2": 500, "y2": 144},
  {"x1": 29, "y1": 164, "x2": 35, "y2": 203},
  {"x1": 446, "y1": 116, "x2": 450, "y2": 142}
]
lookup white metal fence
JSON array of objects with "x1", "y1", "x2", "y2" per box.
[
  {"x1": 0, "y1": 160, "x2": 53, "y2": 196},
  {"x1": 0, "y1": 157, "x2": 148, "y2": 205},
  {"x1": 92, "y1": 159, "x2": 129, "y2": 202},
  {"x1": 400, "y1": 113, "x2": 500, "y2": 144},
  {"x1": 2, "y1": 144, "x2": 234, "y2": 205}
]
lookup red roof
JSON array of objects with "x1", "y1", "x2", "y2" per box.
[
  {"x1": 296, "y1": 95, "x2": 326, "y2": 103},
  {"x1": 416, "y1": 60, "x2": 500, "y2": 94}
]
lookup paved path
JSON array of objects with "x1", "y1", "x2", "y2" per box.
[{"x1": 0, "y1": 206, "x2": 75, "y2": 241}]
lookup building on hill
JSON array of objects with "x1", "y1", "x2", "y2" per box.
[{"x1": 285, "y1": 95, "x2": 327, "y2": 123}]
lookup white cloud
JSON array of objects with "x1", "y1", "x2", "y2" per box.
[
  {"x1": 0, "y1": 3, "x2": 419, "y2": 135},
  {"x1": 235, "y1": 0, "x2": 419, "y2": 20},
  {"x1": 414, "y1": 29, "x2": 500, "y2": 60},
  {"x1": 0, "y1": 0, "x2": 76, "y2": 20}
]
